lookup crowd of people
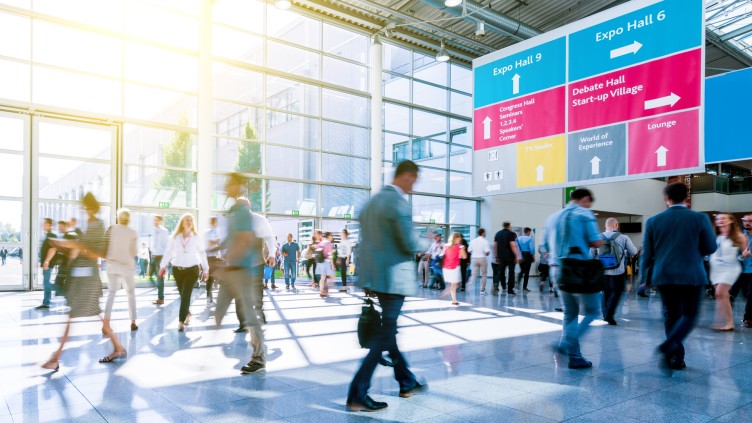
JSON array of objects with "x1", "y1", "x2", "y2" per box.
[{"x1": 29, "y1": 161, "x2": 752, "y2": 413}]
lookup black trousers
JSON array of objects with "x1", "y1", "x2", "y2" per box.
[
  {"x1": 730, "y1": 273, "x2": 752, "y2": 321},
  {"x1": 173, "y1": 266, "x2": 199, "y2": 322},
  {"x1": 491, "y1": 263, "x2": 500, "y2": 290},
  {"x1": 657, "y1": 284, "x2": 703, "y2": 362},
  {"x1": 498, "y1": 258, "x2": 516, "y2": 293},
  {"x1": 207, "y1": 257, "x2": 224, "y2": 300},
  {"x1": 518, "y1": 261, "x2": 533, "y2": 290},
  {"x1": 338, "y1": 259, "x2": 348, "y2": 287},
  {"x1": 602, "y1": 273, "x2": 625, "y2": 320},
  {"x1": 460, "y1": 262, "x2": 469, "y2": 290}
]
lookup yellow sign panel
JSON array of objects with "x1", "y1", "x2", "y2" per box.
[{"x1": 516, "y1": 135, "x2": 566, "y2": 188}]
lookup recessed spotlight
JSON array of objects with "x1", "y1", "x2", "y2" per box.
[{"x1": 445, "y1": 0, "x2": 463, "y2": 7}]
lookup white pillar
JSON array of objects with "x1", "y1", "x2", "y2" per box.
[
  {"x1": 197, "y1": 0, "x2": 213, "y2": 226},
  {"x1": 370, "y1": 35, "x2": 384, "y2": 194}
]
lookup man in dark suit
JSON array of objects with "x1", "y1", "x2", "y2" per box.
[
  {"x1": 494, "y1": 222, "x2": 521, "y2": 295},
  {"x1": 641, "y1": 182, "x2": 716, "y2": 371}
]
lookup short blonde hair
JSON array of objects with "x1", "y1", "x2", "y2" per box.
[{"x1": 117, "y1": 208, "x2": 131, "y2": 225}]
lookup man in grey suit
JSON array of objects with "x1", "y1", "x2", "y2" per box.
[
  {"x1": 347, "y1": 160, "x2": 426, "y2": 412},
  {"x1": 641, "y1": 182, "x2": 716, "y2": 371}
]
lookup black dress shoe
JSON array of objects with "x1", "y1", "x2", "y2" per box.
[
  {"x1": 399, "y1": 382, "x2": 428, "y2": 398},
  {"x1": 346, "y1": 395, "x2": 388, "y2": 412},
  {"x1": 233, "y1": 327, "x2": 246, "y2": 333},
  {"x1": 670, "y1": 357, "x2": 686, "y2": 370},
  {"x1": 605, "y1": 318, "x2": 617, "y2": 326}
]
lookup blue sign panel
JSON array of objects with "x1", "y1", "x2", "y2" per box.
[
  {"x1": 569, "y1": 0, "x2": 703, "y2": 82},
  {"x1": 474, "y1": 37, "x2": 566, "y2": 109},
  {"x1": 705, "y1": 68, "x2": 752, "y2": 163}
]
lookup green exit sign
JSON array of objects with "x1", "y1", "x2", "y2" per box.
[
  {"x1": 158, "y1": 202, "x2": 170, "y2": 209},
  {"x1": 344, "y1": 214, "x2": 351, "y2": 220},
  {"x1": 564, "y1": 187, "x2": 576, "y2": 206},
  {"x1": 291, "y1": 210, "x2": 300, "y2": 216},
  {"x1": 429, "y1": 219, "x2": 436, "y2": 224}
]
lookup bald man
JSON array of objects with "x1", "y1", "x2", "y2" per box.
[{"x1": 599, "y1": 218, "x2": 638, "y2": 325}]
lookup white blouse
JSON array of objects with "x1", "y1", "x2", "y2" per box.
[{"x1": 161, "y1": 232, "x2": 209, "y2": 272}]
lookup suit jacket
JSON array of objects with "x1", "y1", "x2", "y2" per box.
[
  {"x1": 640, "y1": 206, "x2": 716, "y2": 287},
  {"x1": 356, "y1": 185, "x2": 420, "y2": 297}
]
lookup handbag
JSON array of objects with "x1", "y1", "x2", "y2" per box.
[
  {"x1": 556, "y1": 209, "x2": 604, "y2": 294},
  {"x1": 357, "y1": 298, "x2": 381, "y2": 348}
]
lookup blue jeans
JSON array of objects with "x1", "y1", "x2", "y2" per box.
[
  {"x1": 348, "y1": 293, "x2": 417, "y2": 401},
  {"x1": 284, "y1": 261, "x2": 296, "y2": 286},
  {"x1": 42, "y1": 268, "x2": 53, "y2": 305},
  {"x1": 559, "y1": 290, "x2": 601, "y2": 359}
]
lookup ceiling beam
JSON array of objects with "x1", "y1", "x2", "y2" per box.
[
  {"x1": 720, "y1": 21, "x2": 752, "y2": 41},
  {"x1": 706, "y1": 28, "x2": 752, "y2": 67}
]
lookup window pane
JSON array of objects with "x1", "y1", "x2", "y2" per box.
[
  {"x1": 125, "y1": 42, "x2": 197, "y2": 91},
  {"x1": 383, "y1": 43, "x2": 411, "y2": 75},
  {"x1": 33, "y1": 66, "x2": 121, "y2": 116},
  {"x1": 213, "y1": 101, "x2": 263, "y2": 140},
  {"x1": 412, "y1": 139, "x2": 448, "y2": 165},
  {"x1": 39, "y1": 121, "x2": 111, "y2": 160},
  {"x1": 266, "y1": 145, "x2": 319, "y2": 180},
  {"x1": 322, "y1": 121, "x2": 368, "y2": 157},
  {"x1": 414, "y1": 53, "x2": 448, "y2": 86},
  {"x1": 123, "y1": 125, "x2": 197, "y2": 169},
  {"x1": 267, "y1": 180, "x2": 319, "y2": 216},
  {"x1": 123, "y1": 165, "x2": 196, "y2": 208},
  {"x1": 449, "y1": 198, "x2": 476, "y2": 224},
  {"x1": 267, "y1": 7, "x2": 320, "y2": 49},
  {"x1": 267, "y1": 76, "x2": 320, "y2": 116},
  {"x1": 323, "y1": 24, "x2": 368, "y2": 63},
  {"x1": 321, "y1": 186, "x2": 367, "y2": 218},
  {"x1": 0, "y1": 153, "x2": 23, "y2": 197},
  {"x1": 0, "y1": 60, "x2": 30, "y2": 103},
  {"x1": 413, "y1": 167, "x2": 446, "y2": 195},
  {"x1": 322, "y1": 89, "x2": 367, "y2": 126},
  {"x1": 413, "y1": 81, "x2": 447, "y2": 111},
  {"x1": 0, "y1": 12, "x2": 30, "y2": 60},
  {"x1": 124, "y1": 83, "x2": 197, "y2": 127},
  {"x1": 213, "y1": 64, "x2": 263, "y2": 105},
  {"x1": 267, "y1": 41, "x2": 320, "y2": 79},
  {"x1": 451, "y1": 64, "x2": 472, "y2": 93},
  {"x1": 322, "y1": 57, "x2": 367, "y2": 91},
  {"x1": 449, "y1": 172, "x2": 472, "y2": 197},
  {"x1": 411, "y1": 195, "x2": 445, "y2": 224},
  {"x1": 213, "y1": 0, "x2": 264, "y2": 34},
  {"x1": 34, "y1": 21, "x2": 121, "y2": 77},
  {"x1": 321, "y1": 154, "x2": 368, "y2": 186},
  {"x1": 451, "y1": 92, "x2": 472, "y2": 117},
  {"x1": 383, "y1": 73, "x2": 410, "y2": 102},
  {"x1": 384, "y1": 133, "x2": 410, "y2": 163},
  {"x1": 0, "y1": 115, "x2": 24, "y2": 151},
  {"x1": 383, "y1": 103, "x2": 409, "y2": 134},
  {"x1": 412, "y1": 110, "x2": 446, "y2": 138},
  {"x1": 34, "y1": 0, "x2": 121, "y2": 30},
  {"x1": 125, "y1": 2, "x2": 198, "y2": 51},
  {"x1": 450, "y1": 126, "x2": 471, "y2": 147},
  {"x1": 211, "y1": 173, "x2": 265, "y2": 212},
  {"x1": 39, "y1": 158, "x2": 111, "y2": 202},
  {"x1": 265, "y1": 113, "x2": 320, "y2": 149},
  {"x1": 214, "y1": 138, "x2": 263, "y2": 173},
  {"x1": 212, "y1": 26, "x2": 264, "y2": 66},
  {"x1": 449, "y1": 146, "x2": 471, "y2": 172}
]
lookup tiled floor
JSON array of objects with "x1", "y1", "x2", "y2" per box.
[{"x1": 1, "y1": 279, "x2": 752, "y2": 422}]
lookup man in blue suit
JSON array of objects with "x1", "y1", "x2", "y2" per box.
[
  {"x1": 641, "y1": 182, "x2": 716, "y2": 371},
  {"x1": 347, "y1": 160, "x2": 426, "y2": 412}
]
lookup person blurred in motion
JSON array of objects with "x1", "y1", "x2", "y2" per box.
[
  {"x1": 214, "y1": 174, "x2": 266, "y2": 373},
  {"x1": 732, "y1": 214, "x2": 752, "y2": 328},
  {"x1": 304, "y1": 234, "x2": 316, "y2": 279},
  {"x1": 416, "y1": 233, "x2": 435, "y2": 289},
  {"x1": 516, "y1": 227, "x2": 536, "y2": 292},
  {"x1": 68, "y1": 217, "x2": 83, "y2": 238},
  {"x1": 205, "y1": 216, "x2": 222, "y2": 306},
  {"x1": 318, "y1": 232, "x2": 336, "y2": 297},
  {"x1": 42, "y1": 193, "x2": 127, "y2": 370},
  {"x1": 709, "y1": 213, "x2": 747, "y2": 331},
  {"x1": 151, "y1": 215, "x2": 170, "y2": 305},
  {"x1": 598, "y1": 218, "x2": 638, "y2": 326},
  {"x1": 103, "y1": 208, "x2": 139, "y2": 332},
  {"x1": 51, "y1": 220, "x2": 76, "y2": 299},
  {"x1": 0, "y1": 247, "x2": 6, "y2": 266},
  {"x1": 458, "y1": 234, "x2": 470, "y2": 292},
  {"x1": 642, "y1": 182, "x2": 717, "y2": 371},
  {"x1": 337, "y1": 229, "x2": 353, "y2": 292},
  {"x1": 160, "y1": 213, "x2": 209, "y2": 331},
  {"x1": 311, "y1": 230, "x2": 324, "y2": 289},
  {"x1": 468, "y1": 228, "x2": 490, "y2": 294},
  {"x1": 35, "y1": 218, "x2": 57, "y2": 309},
  {"x1": 347, "y1": 160, "x2": 426, "y2": 412},
  {"x1": 494, "y1": 222, "x2": 522, "y2": 295},
  {"x1": 538, "y1": 246, "x2": 552, "y2": 293},
  {"x1": 137, "y1": 242, "x2": 149, "y2": 278},
  {"x1": 440, "y1": 232, "x2": 467, "y2": 306},
  {"x1": 281, "y1": 233, "x2": 300, "y2": 289}
]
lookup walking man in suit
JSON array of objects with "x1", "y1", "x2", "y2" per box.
[
  {"x1": 347, "y1": 160, "x2": 426, "y2": 412},
  {"x1": 642, "y1": 182, "x2": 716, "y2": 371}
]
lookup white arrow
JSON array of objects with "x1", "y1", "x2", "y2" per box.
[
  {"x1": 644, "y1": 93, "x2": 681, "y2": 110},
  {"x1": 483, "y1": 116, "x2": 492, "y2": 140},
  {"x1": 590, "y1": 156, "x2": 601, "y2": 175},
  {"x1": 655, "y1": 146, "x2": 669, "y2": 167},
  {"x1": 486, "y1": 184, "x2": 501, "y2": 192},
  {"x1": 610, "y1": 41, "x2": 643, "y2": 59},
  {"x1": 536, "y1": 164, "x2": 545, "y2": 182},
  {"x1": 512, "y1": 73, "x2": 520, "y2": 95}
]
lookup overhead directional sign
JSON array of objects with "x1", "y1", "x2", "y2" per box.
[{"x1": 472, "y1": 0, "x2": 704, "y2": 196}]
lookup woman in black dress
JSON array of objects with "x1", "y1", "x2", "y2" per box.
[{"x1": 42, "y1": 193, "x2": 127, "y2": 370}]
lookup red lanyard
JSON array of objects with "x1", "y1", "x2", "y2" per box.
[{"x1": 179, "y1": 235, "x2": 191, "y2": 252}]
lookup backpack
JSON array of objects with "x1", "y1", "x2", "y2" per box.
[
  {"x1": 313, "y1": 245, "x2": 325, "y2": 263},
  {"x1": 597, "y1": 232, "x2": 625, "y2": 270}
]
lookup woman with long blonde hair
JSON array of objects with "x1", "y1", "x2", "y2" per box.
[
  {"x1": 440, "y1": 232, "x2": 467, "y2": 306},
  {"x1": 710, "y1": 213, "x2": 748, "y2": 331},
  {"x1": 160, "y1": 213, "x2": 209, "y2": 331}
]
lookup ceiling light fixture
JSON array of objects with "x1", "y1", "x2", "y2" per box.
[
  {"x1": 436, "y1": 40, "x2": 450, "y2": 62},
  {"x1": 275, "y1": 0, "x2": 292, "y2": 10},
  {"x1": 445, "y1": 0, "x2": 463, "y2": 7}
]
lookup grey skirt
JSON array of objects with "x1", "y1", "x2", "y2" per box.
[{"x1": 67, "y1": 268, "x2": 102, "y2": 318}]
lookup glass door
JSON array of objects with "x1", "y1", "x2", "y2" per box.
[{"x1": 0, "y1": 112, "x2": 30, "y2": 291}]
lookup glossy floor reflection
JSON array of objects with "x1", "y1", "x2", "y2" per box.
[{"x1": 1, "y1": 280, "x2": 752, "y2": 422}]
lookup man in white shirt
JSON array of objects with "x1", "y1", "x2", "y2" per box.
[
  {"x1": 337, "y1": 229, "x2": 353, "y2": 292},
  {"x1": 151, "y1": 215, "x2": 170, "y2": 305},
  {"x1": 205, "y1": 216, "x2": 221, "y2": 306},
  {"x1": 468, "y1": 228, "x2": 491, "y2": 293}
]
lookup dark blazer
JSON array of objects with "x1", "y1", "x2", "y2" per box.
[{"x1": 640, "y1": 206, "x2": 716, "y2": 287}]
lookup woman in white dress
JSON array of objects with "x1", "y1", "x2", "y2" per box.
[{"x1": 710, "y1": 213, "x2": 748, "y2": 331}]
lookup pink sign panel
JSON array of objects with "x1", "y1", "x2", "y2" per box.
[
  {"x1": 569, "y1": 48, "x2": 702, "y2": 132},
  {"x1": 474, "y1": 86, "x2": 565, "y2": 150},
  {"x1": 628, "y1": 109, "x2": 700, "y2": 175}
]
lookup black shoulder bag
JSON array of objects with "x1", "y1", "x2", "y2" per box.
[
  {"x1": 557, "y1": 209, "x2": 604, "y2": 294},
  {"x1": 356, "y1": 298, "x2": 395, "y2": 367}
]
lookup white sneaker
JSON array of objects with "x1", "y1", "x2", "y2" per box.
[{"x1": 481, "y1": 290, "x2": 486, "y2": 295}]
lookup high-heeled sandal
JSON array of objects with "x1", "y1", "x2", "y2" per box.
[
  {"x1": 41, "y1": 359, "x2": 60, "y2": 371},
  {"x1": 99, "y1": 350, "x2": 127, "y2": 363}
]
